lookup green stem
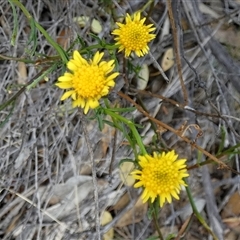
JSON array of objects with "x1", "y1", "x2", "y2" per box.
[
  {"x1": 26, "y1": 63, "x2": 58, "y2": 90},
  {"x1": 35, "y1": 22, "x2": 68, "y2": 63},
  {"x1": 152, "y1": 204, "x2": 163, "y2": 240},
  {"x1": 104, "y1": 108, "x2": 147, "y2": 155},
  {"x1": 0, "y1": 54, "x2": 35, "y2": 63},
  {"x1": 78, "y1": 43, "x2": 118, "y2": 54},
  {"x1": 79, "y1": 44, "x2": 103, "y2": 54},
  {"x1": 0, "y1": 65, "x2": 55, "y2": 111},
  {"x1": 185, "y1": 182, "x2": 218, "y2": 240},
  {"x1": 8, "y1": 0, "x2": 18, "y2": 45},
  {"x1": 140, "y1": 0, "x2": 154, "y2": 13},
  {"x1": 111, "y1": 117, "x2": 138, "y2": 157},
  {"x1": 10, "y1": 0, "x2": 68, "y2": 63},
  {"x1": 0, "y1": 101, "x2": 15, "y2": 128}
]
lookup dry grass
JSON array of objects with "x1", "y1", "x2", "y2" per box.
[{"x1": 0, "y1": 0, "x2": 240, "y2": 239}]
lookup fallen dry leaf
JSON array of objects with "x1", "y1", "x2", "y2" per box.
[
  {"x1": 17, "y1": 62, "x2": 27, "y2": 84},
  {"x1": 116, "y1": 196, "x2": 148, "y2": 227},
  {"x1": 224, "y1": 229, "x2": 240, "y2": 240},
  {"x1": 91, "y1": 19, "x2": 102, "y2": 34},
  {"x1": 222, "y1": 192, "x2": 240, "y2": 218},
  {"x1": 118, "y1": 161, "x2": 135, "y2": 187},
  {"x1": 56, "y1": 28, "x2": 71, "y2": 50},
  {"x1": 112, "y1": 192, "x2": 130, "y2": 211},
  {"x1": 223, "y1": 217, "x2": 240, "y2": 231},
  {"x1": 101, "y1": 211, "x2": 114, "y2": 240},
  {"x1": 161, "y1": 48, "x2": 174, "y2": 72},
  {"x1": 137, "y1": 64, "x2": 149, "y2": 90},
  {"x1": 101, "y1": 118, "x2": 116, "y2": 157},
  {"x1": 73, "y1": 16, "x2": 102, "y2": 33}
]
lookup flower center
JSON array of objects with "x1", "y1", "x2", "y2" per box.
[
  {"x1": 142, "y1": 162, "x2": 178, "y2": 193},
  {"x1": 72, "y1": 65, "x2": 105, "y2": 98},
  {"x1": 121, "y1": 22, "x2": 149, "y2": 50}
]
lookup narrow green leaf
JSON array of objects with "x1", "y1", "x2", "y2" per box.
[
  {"x1": 0, "y1": 101, "x2": 15, "y2": 128},
  {"x1": 8, "y1": 0, "x2": 18, "y2": 46}
]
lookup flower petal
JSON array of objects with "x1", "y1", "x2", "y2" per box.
[
  {"x1": 56, "y1": 50, "x2": 119, "y2": 114},
  {"x1": 55, "y1": 82, "x2": 73, "y2": 89},
  {"x1": 93, "y1": 51, "x2": 104, "y2": 65},
  {"x1": 60, "y1": 90, "x2": 75, "y2": 100},
  {"x1": 129, "y1": 150, "x2": 189, "y2": 208},
  {"x1": 111, "y1": 11, "x2": 156, "y2": 57}
]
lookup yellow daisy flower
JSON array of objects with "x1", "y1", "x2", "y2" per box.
[
  {"x1": 112, "y1": 12, "x2": 156, "y2": 57},
  {"x1": 131, "y1": 150, "x2": 189, "y2": 207},
  {"x1": 56, "y1": 51, "x2": 119, "y2": 114}
]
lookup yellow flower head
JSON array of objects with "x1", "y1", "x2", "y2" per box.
[
  {"x1": 112, "y1": 12, "x2": 156, "y2": 57},
  {"x1": 56, "y1": 51, "x2": 119, "y2": 114},
  {"x1": 131, "y1": 150, "x2": 189, "y2": 207}
]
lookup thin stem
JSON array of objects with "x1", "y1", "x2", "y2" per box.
[
  {"x1": 140, "y1": 0, "x2": 154, "y2": 13},
  {"x1": 185, "y1": 182, "x2": 218, "y2": 240},
  {"x1": 0, "y1": 54, "x2": 36, "y2": 63},
  {"x1": 26, "y1": 63, "x2": 58, "y2": 90},
  {"x1": 8, "y1": 0, "x2": 18, "y2": 45},
  {"x1": 104, "y1": 108, "x2": 147, "y2": 155},
  {"x1": 0, "y1": 66, "x2": 52, "y2": 111},
  {"x1": 167, "y1": 0, "x2": 188, "y2": 106},
  {"x1": 118, "y1": 91, "x2": 240, "y2": 175},
  {"x1": 153, "y1": 211, "x2": 163, "y2": 240},
  {"x1": 10, "y1": 0, "x2": 68, "y2": 63},
  {"x1": 80, "y1": 110, "x2": 101, "y2": 240},
  {"x1": 150, "y1": 202, "x2": 163, "y2": 240}
]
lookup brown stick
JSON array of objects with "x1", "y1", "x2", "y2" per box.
[
  {"x1": 167, "y1": 0, "x2": 188, "y2": 106},
  {"x1": 118, "y1": 91, "x2": 240, "y2": 175}
]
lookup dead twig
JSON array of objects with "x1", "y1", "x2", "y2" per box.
[
  {"x1": 79, "y1": 110, "x2": 101, "y2": 240},
  {"x1": 118, "y1": 91, "x2": 240, "y2": 175},
  {"x1": 167, "y1": 0, "x2": 188, "y2": 106}
]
